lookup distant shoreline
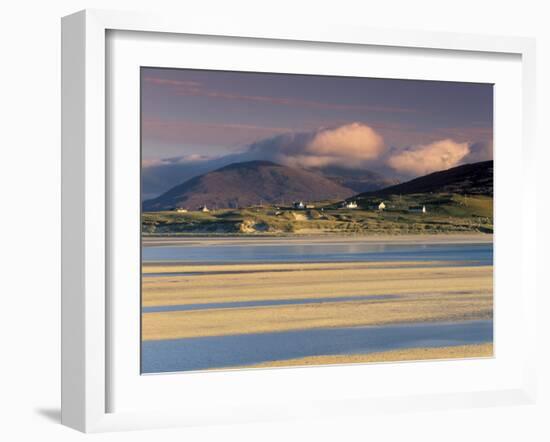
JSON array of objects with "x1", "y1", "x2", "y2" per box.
[{"x1": 142, "y1": 232, "x2": 493, "y2": 248}]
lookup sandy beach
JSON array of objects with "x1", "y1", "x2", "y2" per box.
[
  {"x1": 142, "y1": 261, "x2": 492, "y2": 340},
  {"x1": 245, "y1": 343, "x2": 494, "y2": 368},
  {"x1": 141, "y1": 236, "x2": 493, "y2": 370}
]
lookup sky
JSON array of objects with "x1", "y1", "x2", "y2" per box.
[{"x1": 141, "y1": 67, "x2": 493, "y2": 198}]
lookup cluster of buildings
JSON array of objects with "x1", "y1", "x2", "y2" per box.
[
  {"x1": 173, "y1": 201, "x2": 427, "y2": 214},
  {"x1": 338, "y1": 200, "x2": 427, "y2": 213},
  {"x1": 174, "y1": 205, "x2": 209, "y2": 213},
  {"x1": 340, "y1": 200, "x2": 383, "y2": 210},
  {"x1": 292, "y1": 201, "x2": 316, "y2": 209},
  {"x1": 288, "y1": 199, "x2": 428, "y2": 214}
]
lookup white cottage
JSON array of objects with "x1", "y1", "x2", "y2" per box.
[
  {"x1": 378, "y1": 202, "x2": 386, "y2": 211},
  {"x1": 409, "y1": 205, "x2": 427, "y2": 214},
  {"x1": 341, "y1": 201, "x2": 358, "y2": 209}
]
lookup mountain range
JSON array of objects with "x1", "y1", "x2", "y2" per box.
[
  {"x1": 142, "y1": 160, "x2": 354, "y2": 211},
  {"x1": 142, "y1": 159, "x2": 493, "y2": 211}
]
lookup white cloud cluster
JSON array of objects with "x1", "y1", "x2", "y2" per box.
[
  {"x1": 387, "y1": 139, "x2": 471, "y2": 175},
  {"x1": 302, "y1": 123, "x2": 385, "y2": 167},
  {"x1": 142, "y1": 122, "x2": 490, "y2": 198},
  {"x1": 250, "y1": 122, "x2": 386, "y2": 169},
  {"x1": 142, "y1": 154, "x2": 211, "y2": 169}
]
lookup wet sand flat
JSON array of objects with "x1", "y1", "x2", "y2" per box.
[
  {"x1": 141, "y1": 237, "x2": 493, "y2": 370},
  {"x1": 143, "y1": 260, "x2": 462, "y2": 274},
  {"x1": 246, "y1": 343, "x2": 494, "y2": 368},
  {"x1": 142, "y1": 291, "x2": 492, "y2": 340},
  {"x1": 141, "y1": 321, "x2": 493, "y2": 373},
  {"x1": 142, "y1": 262, "x2": 493, "y2": 307},
  {"x1": 142, "y1": 262, "x2": 492, "y2": 340}
]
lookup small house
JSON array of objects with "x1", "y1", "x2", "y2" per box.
[
  {"x1": 378, "y1": 202, "x2": 386, "y2": 211},
  {"x1": 175, "y1": 207, "x2": 188, "y2": 213},
  {"x1": 293, "y1": 201, "x2": 305, "y2": 209},
  {"x1": 198, "y1": 205, "x2": 210, "y2": 212},
  {"x1": 341, "y1": 201, "x2": 358, "y2": 209},
  {"x1": 409, "y1": 205, "x2": 427, "y2": 214}
]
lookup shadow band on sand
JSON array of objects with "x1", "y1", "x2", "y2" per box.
[
  {"x1": 142, "y1": 294, "x2": 401, "y2": 313},
  {"x1": 142, "y1": 319, "x2": 493, "y2": 373}
]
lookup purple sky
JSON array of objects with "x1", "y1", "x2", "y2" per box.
[{"x1": 141, "y1": 67, "x2": 493, "y2": 198}]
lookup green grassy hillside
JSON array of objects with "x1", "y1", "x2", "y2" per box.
[
  {"x1": 142, "y1": 193, "x2": 493, "y2": 236},
  {"x1": 360, "y1": 160, "x2": 493, "y2": 197}
]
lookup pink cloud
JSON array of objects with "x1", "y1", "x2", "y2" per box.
[
  {"x1": 249, "y1": 122, "x2": 387, "y2": 169},
  {"x1": 387, "y1": 139, "x2": 471, "y2": 175},
  {"x1": 142, "y1": 154, "x2": 212, "y2": 169},
  {"x1": 303, "y1": 123, "x2": 385, "y2": 164}
]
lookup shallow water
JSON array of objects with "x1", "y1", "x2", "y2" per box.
[
  {"x1": 142, "y1": 242, "x2": 493, "y2": 265},
  {"x1": 142, "y1": 294, "x2": 400, "y2": 313},
  {"x1": 141, "y1": 320, "x2": 493, "y2": 373}
]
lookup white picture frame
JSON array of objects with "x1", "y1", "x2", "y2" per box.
[{"x1": 61, "y1": 9, "x2": 538, "y2": 433}]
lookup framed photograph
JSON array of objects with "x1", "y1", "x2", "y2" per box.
[{"x1": 61, "y1": 9, "x2": 538, "y2": 432}]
